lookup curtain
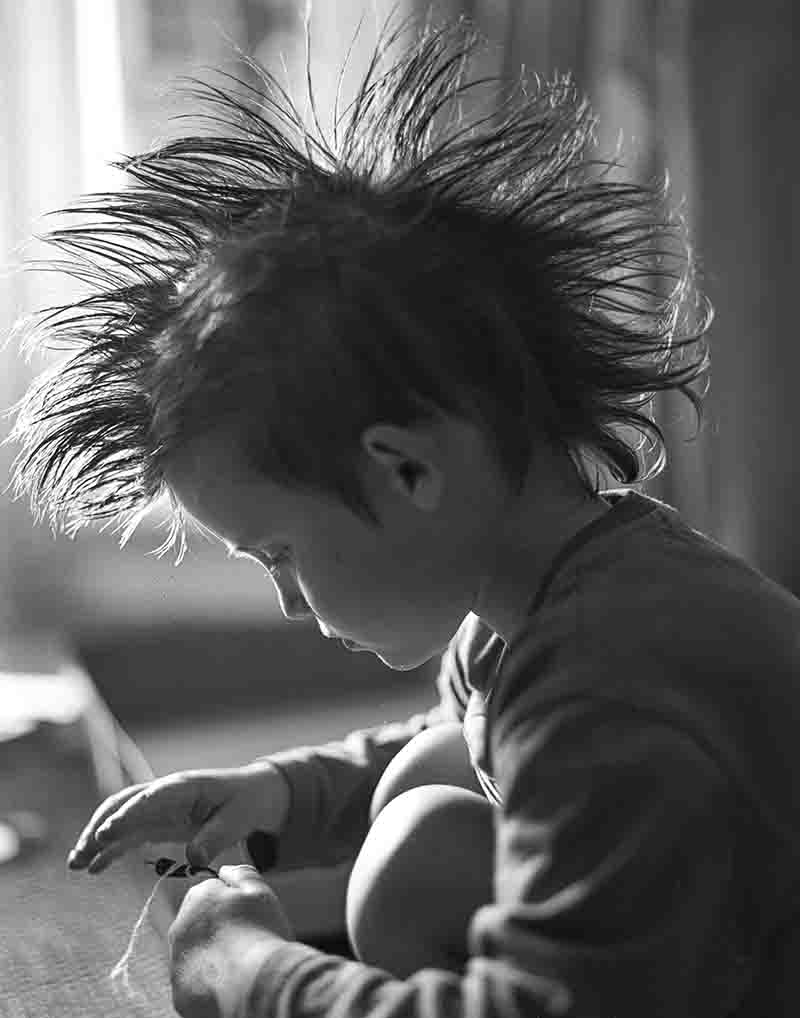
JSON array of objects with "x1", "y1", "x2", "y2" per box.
[
  {"x1": 689, "y1": 0, "x2": 799, "y2": 589},
  {"x1": 0, "y1": 1, "x2": 83, "y2": 638}
]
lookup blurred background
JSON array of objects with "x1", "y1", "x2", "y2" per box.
[{"x1": 0, "y1": 0, "x2": 797, "y2": 754}]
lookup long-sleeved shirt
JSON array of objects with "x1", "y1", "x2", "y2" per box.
[{"x1": 240, "y1": 489, "x2": 800, "y2": 1018}]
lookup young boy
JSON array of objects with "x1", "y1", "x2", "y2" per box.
[{"x1": 9, "y1": 15, "x2": 800, "y2": 1018}]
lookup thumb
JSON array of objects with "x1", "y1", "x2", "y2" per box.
[
  {"x1": 185, "y1": 839, "x2": 210, "y2": 869},
  {"x1": 218, "y1": 863, "x2": 268, "y2": 891},
  {"x1": 188, "y1": 813, "x2": 233, "y2": 868}
]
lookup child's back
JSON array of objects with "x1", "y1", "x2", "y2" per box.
[{"x1": 440, "y1": 488, "x2": 800, "y2": 1015}]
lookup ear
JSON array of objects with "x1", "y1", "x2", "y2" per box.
[{"x1": 361, "y1": 423, "x2": 444, "y2": 512}]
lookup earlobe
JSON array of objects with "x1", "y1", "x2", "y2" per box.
[{"x1": 410, "y1": 469, "x2": 443, "y2": 511}]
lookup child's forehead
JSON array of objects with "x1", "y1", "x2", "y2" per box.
[
  {"x1": 164, "y1": 432, "x2": 339, "y2": 546},
  {"x1": 164, "y1": 437, "x2": 279, "y2": 534},
  {"x1": 165, "y1": 433, "x2": 249, "y2": 496}
]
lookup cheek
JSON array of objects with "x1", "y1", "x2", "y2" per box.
[
  {"x1": 294, "y1": 546, "x2": 359, "y2": 614},
  {"x1": 296, "y1": 525, "x2": 455, "y2": 631},
  {"x1": 301, "y1": 546, "x2": 411, "y2": 634}
]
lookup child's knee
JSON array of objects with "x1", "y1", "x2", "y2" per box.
[
  {"x1": 368, "y1": 723, "x2": 484, "y2": 824},
  {"x1": 347, "y1": 784, "x2": 494, "y2": 978}
]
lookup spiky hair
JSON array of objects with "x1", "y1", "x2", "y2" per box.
[{"x1": 8, "y1": 12, "x2": 711, "y2": 558}]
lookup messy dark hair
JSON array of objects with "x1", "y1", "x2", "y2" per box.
[{"x1": 8, "y1": 12, "x2": 711, "y2": 558}]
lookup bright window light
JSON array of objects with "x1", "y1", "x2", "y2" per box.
[{"x1": 73, "y1": 0, "x2": 127, "y2": 192}]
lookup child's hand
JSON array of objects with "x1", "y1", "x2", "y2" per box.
[
  {"x1": 169, "y1": 865, "x2": 292, "y2": 1018},
  {"x1": 67, "y1": 761, "x2": 290, "y2": 874}
]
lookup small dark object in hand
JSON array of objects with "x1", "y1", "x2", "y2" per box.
[
  {"x1": 246, "y1": 830, "x2": 278, "y2": 871},
  {"x1": 146, "y1": 856, "x2": 219, "y2": 878}
]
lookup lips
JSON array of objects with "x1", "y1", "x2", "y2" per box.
[
  {"x1": 319, "y1": 626, "x2": 370, "y2": 651},
  {"x1": 340, "y1": 638, "x2": 370, "y2": 652}
]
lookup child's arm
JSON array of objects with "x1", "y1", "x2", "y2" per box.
[
  {"x1": 467, "y1": 694, "x2": 747, "y2": 1016},
  {"x1": 252, "y1": 700, "x2": 454, "y2": 871}
]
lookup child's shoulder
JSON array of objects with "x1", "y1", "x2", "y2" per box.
[
  {"x1": 449, "y1": 488, "x2": 800, "y2": 708},
  {"x1": 495, "y1": 492, "x2": 800, "y2": 861},
  {"x1": 499, "y1": 487, "x2": 800, "y2": 710},
  {"x1": 589, "y1": 488, "x2": 800, "y2": 620}
]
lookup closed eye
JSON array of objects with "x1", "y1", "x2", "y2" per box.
[{"x1": 260, "y1": 551, "x2": 289, "y2": 576}]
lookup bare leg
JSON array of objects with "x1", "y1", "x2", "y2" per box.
[
  {"x1": 368, "y1": 721, "x2": 486, "y2": 823},
  {"x1": 346, "y1": 725, "x2": 495, "y2": 978},
  {"x1": 270, "y1": 722, "x2": 486, "y2": 950}
]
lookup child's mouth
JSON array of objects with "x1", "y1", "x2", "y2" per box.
[{"x1": 340, "y1": 638, "x2": 369, "y2": 652}]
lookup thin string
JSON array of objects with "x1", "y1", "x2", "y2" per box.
[{"x1": 109, "y1": 858, "x2": 185, "y2": 1003}]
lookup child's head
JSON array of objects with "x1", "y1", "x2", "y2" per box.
[{"x1": 8, "y1": 16, "x2": 710, "y2": 660}]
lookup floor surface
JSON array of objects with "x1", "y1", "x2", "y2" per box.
[{"x1": 128, "y1": 682, "x2": 437, "y2": 776}]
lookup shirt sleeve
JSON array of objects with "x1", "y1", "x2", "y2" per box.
[
  {"x1": 234, "y1": 684, "x2": 754, "y2": 1018},
  {"x1": 259, "y1": 641, "x2": 468, "y2": 869}
]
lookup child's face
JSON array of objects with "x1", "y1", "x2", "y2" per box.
[{"x1": 164, "y1": 428, "x2": 487, "y2": 671}]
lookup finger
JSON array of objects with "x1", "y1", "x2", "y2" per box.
[
  {"x1": 75, "y1": 817, "x2": 188, "y2": 873},
  {"x1": 187, "y1": 808, "x2": 241, "y2": 869},
  {"x1": 68, "y1": 784, "x2": 147, "y2": 866},
  {"x1": 185, "y1": 840, "x2": 210, "y2": 870},
  {"x1": 93, "y1": 781, "x2": 187, "y2": 848},
  {"x1": 83, "y1": 834, "x2": 153, "y2": 874},
  {"x1": 217, "y1": 864, "x2": 267, "y2": 890},
  {"x1": 185, "y1": 867, "x2": 219, "y2": 887}
]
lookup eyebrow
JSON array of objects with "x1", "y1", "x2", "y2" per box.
[
  {"x1": 230, "y1": 545, "x2": 282, "y2": 561},
  {"x1": 230, "y1": 545, "x2": 257, "y2": 558}
]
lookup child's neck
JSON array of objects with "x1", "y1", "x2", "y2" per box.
[{"x1": 472, "y1": 456, "x2": 610, "y2": 645}]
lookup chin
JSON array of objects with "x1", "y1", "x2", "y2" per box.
[{"x1": 375, "y1": 643, "x2": 444, "y2": 672}]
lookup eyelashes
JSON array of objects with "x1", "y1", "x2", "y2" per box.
[{"x1": 261, "y1": 550, "x2": 290, "y2": 575}]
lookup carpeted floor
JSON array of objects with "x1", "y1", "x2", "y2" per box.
[
  {"x1": 128, "y1": 681, "x2": 437, "y2": 775},
  {"x1": 0, "y1": 629, "x2": 438, "y2": 1015},
  {"x1": 1, "y1": 722, "x2": 176, "y2": 1018}
]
